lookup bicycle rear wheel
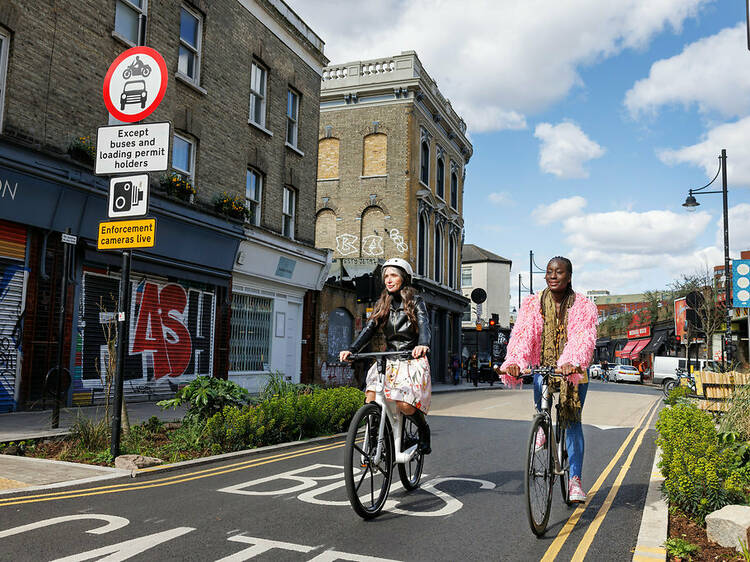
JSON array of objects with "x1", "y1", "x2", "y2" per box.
[
  {"x1": 556, "y1": 421, "x2": 571, "y2": 505},
  {"x1": 344, "y1": 403, "x2": 394, "y2": 519},
  {"x1": 525, "y1": 414, "x2": 553, "y2": 536},
  {"x1": 398, "y1": 416, "x2": 424, "y2": 491}
]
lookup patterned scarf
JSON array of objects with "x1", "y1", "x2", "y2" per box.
[{"x1": 540, "y1": 288, "x2": 581, "y2": 426}]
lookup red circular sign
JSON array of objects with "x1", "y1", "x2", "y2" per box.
[{"x1": 103, "y1": 46, "x2": 168, "y2": 123}]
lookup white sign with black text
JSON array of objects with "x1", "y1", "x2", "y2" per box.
[
  {"x1": 95, "y1": 122, "x2": 170, "y2": 175},
  {"x1": 108, "y1": 174, "x2": 149, "y2": 218}
]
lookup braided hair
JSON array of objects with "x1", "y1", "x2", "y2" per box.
[{"x1": 549, "y1": 256, "x2": 575, "y2": 320}]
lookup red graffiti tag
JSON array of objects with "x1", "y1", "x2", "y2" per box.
[{"x1": 131, "y1": 282, "x2": 192, "y2": 378}]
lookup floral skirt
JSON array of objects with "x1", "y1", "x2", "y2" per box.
[{"x1": 365, "y1": 356, "x2": 431, "y2": 414}]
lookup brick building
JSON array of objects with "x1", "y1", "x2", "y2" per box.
[
  {"x1": 0, "y1": 0, "x2": 328, "y2": 412},
  {"x1": 312, "y1": 51, "x2": 471, "y2": 383}
]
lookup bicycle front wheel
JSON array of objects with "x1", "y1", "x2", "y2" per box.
[
  {"x1": 398, "y1": 415, "x2": 424, "y2": 491},
  {"x1": 525, "y1": 414, "x2": 553, "y2": 536},
  {"x1": 344, "y1": 403, "x2": 394, "y2": 519},
  {"x1": 556, "y1": 422, "x2": 571, "y2": 505}
]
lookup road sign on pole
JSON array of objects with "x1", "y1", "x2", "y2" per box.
[
  {"x1": 95, "y1": 122, "x2": 170, "y2": 175},
  {"x1": 733, "y1": 259, "x2": 750, "y2": 306},
  {"x1": 98, "y1": 218, "x2": 156, "y2": 250},
  {"x1": 108, "y1": 174, "x2": 149, "y2": 218},
  {"x1": 103, "y1": 46, "x2": 168, "y2": 122}
]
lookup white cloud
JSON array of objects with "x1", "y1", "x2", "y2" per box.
[
  {"x1": 659, "y1": 116, "x2": 750, "y2": 186},
  {"x1": 532, "y1": 196, "x2": 587, "y2": 224},
  {"x1": 625, "y1": 24, "x2": 750, "y2": 118},
  {"x1": 715, "y1": 203, "x2": 750, "y2": 255},
  {"x1": 534, "y1": 122, "x2": 605, "y2": 178},
  {"x1": 295, "y1": 0, "x2": 714, "y2": 133},
  {"x1": 488, "y1": 191, "x2": 514, "y2": 205}
]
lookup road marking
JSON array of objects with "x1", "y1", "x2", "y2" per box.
[
  {"x1": 570, "y1": 402, "x2": 660, "y2": 561},
  {"x1": 0, "y1": 441, "x2": 346, "y2": 508},
  {"x1": 541, "y1": 397, "x2": 659, "y2": 562},
  {"x1": 0, "y1": 477, "x2": 28, "y2": 491}
]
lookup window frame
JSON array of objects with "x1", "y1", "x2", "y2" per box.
[
  {"x1": 249, "y1": 61, "x2": 268, "y2": 128},
  {"x1": 434, "y1": 223, "x2": 443, "y2": 283},
  {"x1": 448, "y1": 234, "x2": 456, "y2": 289},
  {"x1": 436, "y1": 156, "x2": 445, "y2": 199},
  {"x1": 461, "y1": 267, "x2": 472, "y2": 288},
  {"x1": 282, "y1": 186, "x2": 296, "y2": 239},
  {"x1": 113, "y1": 0, "x2": 148, "y2": 47},
  {"x1": 177, "y1": 4, "x2": 203, "y2": 85},
  {"x1": 245, "y1": 168, "x2": 263, "y2": 227},
  {"x1": 229, "y1": 293, "x2": 273, "y2": 373},
  {"x1": 0, "y1": 27, "x2": 9, "y2": 133},
  {"x1": 417, "y1": 213, "x2": 429, "y2": 276},
  {"x1": 286, "y1": 88, "x2": 300, "y2": 148},
  {"x1": 172, "y1": 132, "x2": 196, "y2": 181},
  {"x1": 450, "y1": 168, "x2": 458, "y2": 209},
  {"x1": 420, "y1": 141, "x2": 430, "y2": 185}
]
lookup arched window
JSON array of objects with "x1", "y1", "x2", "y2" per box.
[
  {"x1": 418, "y1": 213, "x2": 429, "y2": 276},
  {"x1": 317, "y1": 138, "x2": 340, "y2": 179},
  {"x1": 360, "y1": 206, "x2": 385, "y2": 256},
  {"x1": 436, "y1": 157, "x2": 445, "y2": 199},
  {"x1": 315, "y1": 209, "x2": 336, "y2": 251},
  {"x1": 327, "y1": 308, "x2": 354, "y2": 363},
  {"x1": 363, "y1": 133, "x2": 387, "y2": 176},
  {"x1": 448, "y1": 233, "x2": 456, "y2": 288},
  {"x1": 420, "y1": 141, "x2": 429, "y2": 185},
  {"x1": 434, "y1": 223, "x2": 443, "y2": 283},
  {"x1": 450, "y1": 170, "x2": 458, "y2": 209}
]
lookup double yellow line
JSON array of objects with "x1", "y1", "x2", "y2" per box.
[
  {"x1": 541, "y1": 397, "x2": 660, "y2": 561},
  {"x1": 0, "y1": 440, "x2": 346, "y2": 508}
]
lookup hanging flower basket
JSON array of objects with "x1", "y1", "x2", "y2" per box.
[
  {"x1": 214, "y1": 191, "x2": 250, "y2": 221},
  {"x1": 68, "y1": 136, "x2": 96, "y2": 164},
  {"x1": 161, "y1": 172, "x2": 196, "y2": 202}
]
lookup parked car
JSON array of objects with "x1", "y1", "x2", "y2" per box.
[
  {"x1": 612, "y1": 364, "x2": 642, "y2": 383},
  {"x1": 476, "y1": 352, "x2": 496, "y2": 385},
  {"x1": 652, "y1": 356, "x2": 721, "y2": 389}
]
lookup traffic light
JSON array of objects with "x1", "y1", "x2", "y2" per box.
[{"x1": 489, "y1": 313, "x2": 499, "y2": 327}]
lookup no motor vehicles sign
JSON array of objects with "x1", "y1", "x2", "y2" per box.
[{"x1": 103, "y1": 46, "x2": 168, "y2": 122}]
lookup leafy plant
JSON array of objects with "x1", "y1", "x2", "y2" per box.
[
  {"x1": 663, "y1": 385, "x2": 693, "y2": 406},
  {"x1": 143, "y1": 415, "x2": 164, "y2": 433},
  {"x1": 157, "y1": 376, "x2": 250, "y2": 422},
  {"x1": 739, "y1": 537, "x2": 750, "y2": 562},
  {"x1": 161, "y1": 171, "x2": 196, "y2": 200},
  {"x1": 663, "y1": 537, "x2": 699, "y2": 561},
  {"x1": 68, "y1": 415, "x2": 110, "y2": 451},
  {"x1": 719, "y1": 384, "x2": 750, "y2": 441},
  {"x1": 68, "y1": 135, "x2": 96, "y2": 163},
  {"x1": 214, "y1": 191, "x2": 250, "y2": 221}
]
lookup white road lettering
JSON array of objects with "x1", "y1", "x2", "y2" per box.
[
  {"x1": 50, "y1": 527, "x2": 195, "y2": 562},
  {"x1": 308, "y1": 550, "x2": 401, "y2": 562},
  {"x1": 0, "y1": 514, "x2": 130, "y2": 538},
  {"x1": 387, "y1": 477, "x2": 495, "y2": 517},
  {"x1": 218, "y1": 464, "x2": 343, "y2": 496},
  {"x1": 216, "y1": 535, "x2": 314, "y2": 561}
]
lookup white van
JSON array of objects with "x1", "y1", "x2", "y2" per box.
[{"x1": 652, "y1": 356, "x2": 721, "y2": 387}]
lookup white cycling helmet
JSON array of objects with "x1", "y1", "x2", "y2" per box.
[{"x1": 382, "y1": 258, "x2": 413, "y2": 281}]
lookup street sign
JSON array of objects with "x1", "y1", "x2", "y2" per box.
[
  {"x1": 470, "y1": 288, "x2": 487, "y2": 304},
  {"x1": 95, "y1": 122, "x2": 170, "y2": 175},
  {"x1": 97, "y1": 218, "x2": 156, "y2": 250},
  {"x1": 61, "y1": 233, "x2": 77, "y2": 245},
  {"x1": 108, "y1": 174, "x2": 149, "y2": 218},
  {"x1": 103, "y1": 46, "x2": 168, "y2": 122},
  {"x1": 733, "y1": 259, "x2": 750, "y2": 306}
]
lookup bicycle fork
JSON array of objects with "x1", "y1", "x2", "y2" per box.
[{"x1": 540, "y1": 382, "x2": 565, "y2": 476}]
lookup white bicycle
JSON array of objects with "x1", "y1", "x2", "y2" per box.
[{"x1": 343, "y1": 350, "x2": 425, "y2": 519}]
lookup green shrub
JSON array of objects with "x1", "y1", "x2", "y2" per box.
[
  {"x1": 157, "y1": 376, "x2": 249, "y2": 422},
  {"x1": 719, "y1": 385, "x2": 750, "y2": 441},
  {"x1": 663, "y1": 385, "x2": 693, "y2": 406},
  {"x1": 656, "y1": 403, "x2": 750, "y2": 523},
  {"x1": 663, "y1": 537, "x2": 699, "y2": 561},
  {"x1": 68, "y1": 415, "x2": 110, "y2": 451}
]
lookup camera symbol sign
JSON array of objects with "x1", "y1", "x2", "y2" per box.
[{"x1": 108, "y1": 174, "x2": 149, "y2": 218}]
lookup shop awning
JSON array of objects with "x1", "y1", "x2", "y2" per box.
[
  {"x1": 616, "y1": 340, "x2": 637, "y2": 358},
  {"x1": 642, "y1": 329, "x2": 670, "y2": 354},
  {"x1": 629, "y1": 338, "x2": 651, "y2": 360}
]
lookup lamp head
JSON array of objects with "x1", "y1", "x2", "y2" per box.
[{"x1": 682, "y1": 192, "x2": 699, "y2": 212}]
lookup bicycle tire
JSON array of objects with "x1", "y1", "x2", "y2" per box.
[
  {"x1": 344, "y1": 403, "x2": 394, "y2": 519},
  {"x1": 525, "y1": 414, "x2": 553, "y2": 536},
  {"x1": 557, "y1": 422, "x2": 571, "y2": 505},
  {"x1": 398, "y1": 415, "x2": 424, "y2": 491}
]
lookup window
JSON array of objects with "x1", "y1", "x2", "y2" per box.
[
  {"x1": 282, "y1": 187, "x2": 296, "y2": 238},
  {"x1": 417, "y1": 213, "x2": 428, "y2": 276},
  {"x1": 114, "y1": 0, "x2": 147, "y2": 46},
  {"x1": 249, "y1": 62, "x2": 267, "y2": 127},
  {"x1": 448, "y1": 235, "x2": 456, "y2": 288},
  {"x1": 434, "y1": 225, "x2": 443, "y2": 283},
  {"x1": 420, "y1": 141, "x2": 429, "y2": 185},
  {"x1": 461, "y1": 267, "x2": 472, "y2": 287},
  {"x1": 172, "y1": 133, "x2": 195, "y2": 180},
  {"x1": 317, "y1": 137, "x2": 339, "y2": 179},
  {"x1": 245, "y1": 169, "x2": 262, "y2": 226},
  {"x1": 436, "y1": 157, "x2": 445, "y2": 199},
  {"x1": 178, "y1": 6, "x2": 202, "y2": 84},
  {"x1": 362, "y1": 133, "x2": 387, "y2": 176},
  {"x1": 462, "y1": 304, "x2": 471, "y2": 323},
  {"x1": 0, "y1": 28, "x2": 9, "y2": 132},
  {"x1": 286, "y1": 89, "x2": 299, "y2": 148},
  {"x1": 327, "y1": 308, "x2": 353, "y2": 363},
  {"x1": 450, "y1": 170, "x2": 458, "y2": 209},
  {"x1": 229, "y1": 294, "x2": 272, "y2": 372}
]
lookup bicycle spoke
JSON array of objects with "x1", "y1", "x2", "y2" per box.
[{"x1": 354, "y1": 465, "x2": 370, "y2": 493}]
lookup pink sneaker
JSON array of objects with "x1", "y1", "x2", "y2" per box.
[
  {"x1": 569, "y1": 476, "x2": 587, "y2": 503},
  {"x1": 535, "y1": 427, "x2": 546, "y2": 450}
]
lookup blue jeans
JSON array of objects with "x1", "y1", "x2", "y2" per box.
[{"x1": 533, "y1": 374, "x2": 588, "y2": 479}]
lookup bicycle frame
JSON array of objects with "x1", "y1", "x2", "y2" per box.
[{"x1": 536, "y1": 371, "x2": 566, "y2": 477}]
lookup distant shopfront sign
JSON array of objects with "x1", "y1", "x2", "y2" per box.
[
  {"x1": 627, "y1": 326, "x2": 651, "y2": 339},
  {"x1": 674, "y1": 297, "x2": 688, "y2": 341}
]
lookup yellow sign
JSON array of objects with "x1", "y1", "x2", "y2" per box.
[{"x1": 98, "y1": 218, "x2": 156, "y2": 249}]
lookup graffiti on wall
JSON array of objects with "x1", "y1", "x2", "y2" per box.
[
  {"x1": 319, "y1": 361, "x2": 354, "y2": 387},
  {"x1": 0, "y1": 263, "x2": 26, "y2": 410},
  {"x1": 336, "y1": 234, "x2": 358, "y2": 256},
  {"x1": 388, "y1": 229, "x2": 408, "y2": 253},
  {"x1": 361, "y1": 235, "x2": 384, "y2": 256},
  {"x1": 78, "y1": 274, "x2": 215, "y2": 390}
]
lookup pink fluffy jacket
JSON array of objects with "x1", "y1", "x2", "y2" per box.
[{"x1": 500, "y1": 292, "x2": 598, "y2": 386}]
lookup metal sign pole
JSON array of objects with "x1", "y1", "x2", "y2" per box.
[
  {"x1": 111, "y1": 249, "x2": 131, "y2": 458},
  {"x1": 51, "y1": 231, "x2": 72, "y2": 429}
]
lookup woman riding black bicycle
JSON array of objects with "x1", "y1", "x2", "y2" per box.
[{"x1": 340, "y1": 258, "x2": 432, "y2": 454}]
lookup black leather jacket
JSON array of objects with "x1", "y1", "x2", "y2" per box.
[{"x1": 349, "y1": 295, "x2": 431, "y2": 353}]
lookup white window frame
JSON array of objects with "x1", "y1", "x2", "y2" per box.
[
  {"x1": 249, "y1": 62, "x2": 268, "y2": 129},
  {"x1": 461, "y1": 267, "x2": 472, "y2": 288},
  {"x1": 282, "y1": 186, "x2": 296, "y2": 239},
  {"x1": 229, "y1": 293, "x2": 273, "y2": 373},
  {"x1": 246, "y1": 168, "x2": 262, "y2": 227},
  {"x1": 177, "y1": 5, "x2": 202, "y2": 85},
  {"x1": 286, "y1": 89, "x2": 300, "y2": 148},
  {"x1": 0, "y1": 28, "x2": 9, "y2": 133},
  {"x1": 114, "y1": 0, "x2": 147, "y2": 47},
  {"x1": 172, "y1": 132, "x2": 196, "y2": 181}
]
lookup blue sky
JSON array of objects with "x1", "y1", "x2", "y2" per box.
[{"x1": 294, "y1": 1, "x2": 750, "y2": 301}]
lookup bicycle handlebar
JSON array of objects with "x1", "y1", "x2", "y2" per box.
[
  {"x1": 493, "y1": 366, "x2": 582, "y2": 377},
  {"x1": 348, "y1": 350, "x2": 413, "y2": 360}
]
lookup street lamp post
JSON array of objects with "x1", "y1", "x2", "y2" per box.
[{"x1": 682, "y1": 148, "x2": 732, "y2": 366}]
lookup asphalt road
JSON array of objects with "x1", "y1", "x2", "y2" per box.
[{"x1": 0, "y1": 383, "x2": 661, "y2": 561}]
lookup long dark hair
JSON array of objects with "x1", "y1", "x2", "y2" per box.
[
  {"x1": 549, "y1": 256, "x2": 575, "y2": 320},
  {"x1": 370, "y1": 268, "x2": 418, "y2": 327}
]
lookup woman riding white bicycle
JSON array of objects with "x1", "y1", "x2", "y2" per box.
[
  {"x1": 497, "y1": 256, "x2": 597, "y2": 503},
  {"x1": 340, "y1": 258, "x2": 432, "y2": 454}
]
